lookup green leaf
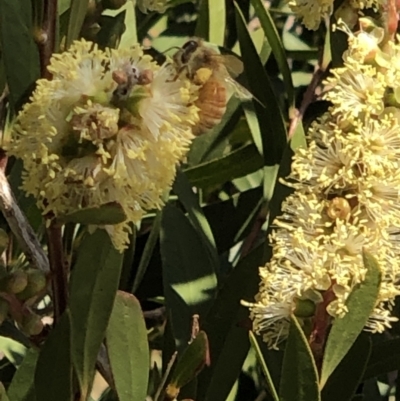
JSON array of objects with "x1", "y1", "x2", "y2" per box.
[
  {"x1": 0, "y1": 382, "x2": 9, "y2": 401},
  {"x1": 106, "y1": 291, "x2": 149, "y2": 401},
  {"x1": 363, "y1": 338, "x2": 400, "y2": 380},
  {"x1": 173, "y1": 171, "x2": 218, "y2": 269},
  {"x1": 184, "y1": 144, "x2": 264, "y2": 189},
  {"x1": 58, "y1": 202, "x2": 127, "y2": 225},
  {"x1": 196, "y1": 244, "x2": 263, "y2": 400},
  {"x1": 160, "y1": 205, "x2": 218, "y2": 351},
  {"x1": 320, "y1": 250, "x2": 381, "y2": 388},
  {"x1": 168, "y1": 331, "x2": 210, "y2": 394},
  {"x1": 69, "y1": 229, "x2": 123, "y2": 399},
  {"x1": 250, "y1": 0, "x2": 294, "y2": 108},
  {"x1": 195, "y1": 0, "x2": 209, "y2": 40},
  {"x1": 131, "y1": 213, "x2": 161, "y2": 293},
  {"x1": 321, "y1": 334, "x2": 371, "y2": 401},
  {"x1": 209, "y1": 0, "x2": 225, "y2": 45},
  {"x1": 7, "y1": 347, "x2": 38, "y2": 401},
  {"x1": 96, "y1": 12, "x2": 126, "y2": 49},
  {"x1": 0, "y1": 337, "x2": 26, "y2": 367},
  {"x1": 66, "y1": 0, "x2": 90, "y2": 47},
  {"x1": 279, "y1": 316, "x2": 320, "y2": 401},
  {"x1": 0, "y1": 0, "x2": 40, "y2": 112},
  {"x1": 34, "y1": 311, "x2": 73, "y2": 401},
  {"x1": 118, "y1": 1, "x2": 137, "y2": 47},
  {"x1": 203, "y1": 186, "x2": 263, "y2": 253},
  {"x1": 235, "y1": 2, "x2": 287, "y2": 166},
  {"x1": 249, "y1": 332, "x2": 279, "y2": 401}
]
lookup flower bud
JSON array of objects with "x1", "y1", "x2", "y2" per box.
[
  {"x1": 17, "y1": 269, "x2": 47, "y2": 301},
  {"x1": 5, "y1": 271, "x2": 28, "y2": 294},
  {"x1": 21, "y1": 314, "x2": 44, "y2": 336}
]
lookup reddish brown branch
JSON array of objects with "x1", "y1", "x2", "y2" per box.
[
  {"x1": 37, "y1": 0, "x2": 58, "y2": 79},
  {"x1": 46, "y1": 221, "x2": 68, "y2": 322}
]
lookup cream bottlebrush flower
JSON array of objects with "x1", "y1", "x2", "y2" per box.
[
  {"x1": 246, "y1": 28, "x2": 400, "y2": 348},
  {"x1": 7, "y1": 40, "x2": 199, "y2": 251},
  {"x1": 288, "y1": 0, "x2": 334, "y2": 30}
]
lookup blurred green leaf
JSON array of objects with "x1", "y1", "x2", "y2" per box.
[
  {"x1": 320, "y1": 251, "x2": 381, "y2": 388},
  {"x1": 0, "y1": 382, "x2": 9, "y2": 401},
  {"x1": 209, "y1": 0, "x2": 225, "y2": 45},
  {"x1": 106, "y1": 291, "x2": 149, "y2": 401},
  {"x1": 203, "y1": 186, "x2": 263, "y2": 253},
  {"x1": 203, "y1": 314, "x2": 249, "y2": 401},
  {"x1": 197, "y1": 244, "x2": 263, "y2": 400},
  {"x1": 69, "y1": 229, "x2": 123, "y2": 399},
  {"x1": 119, "y1": 1, "x2": 137, "y2": 48},
  {"x1": 321, "y1": 334, "x2": 371, "y2": 401},
  {"x1": 249, "y1": 331, "x2": 279, "y2": 401},
  {"x1": 131, "y1": 213, "x2": 161, "y2": 293},
  {"x1": 185, "y1": 144, "x2": 263, "y2": 189},
  {"x1": 279, "y1": 316, "x2": 320, "y2": 401},
  {"x1": 34, "y1": 311, "x2": 73, "y2": 401},
  {"x1": 66, "y1": 0, "x2": 90, "y2": 47},
  {"x1": 168, "y1": 331, "x2": 210, "y2": 395},
  {"x1": 173, "y1": 171, "x2": 218, "y2": 268},
  {"x1": 235, "y1": 3, "x2": 287, "y2": 166},
  {"x1": 0, "y1": 0, "x2": 40, "y2": 112},
  {"x1": 7, "y1": 347, "x2": 38, "y2": 401},
  {"x1": 250, "y1": 0, "x2": 294, "y2": 108},
  {"x1": 97, "y1": 12, "x2": 126, "y2": 49},
  {"x1": 160, "y1": 205, "x2": 217, "y2": 352},
  {"x1": 363, "y1": 338, "x2": 400, "y2": 380},
  {"x1": 0, "y1": 337, "x2": 26, "y2": 367},
  {"x1": 195, "y1": 0, "x2": 209, "y2": 40},
  {"x1": 58, "y1": 202, "x2": 127, "y2": 225}
]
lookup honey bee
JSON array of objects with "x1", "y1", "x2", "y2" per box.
[{"x1": 172, "y1": 38, "x2": 254, "y2": 135}]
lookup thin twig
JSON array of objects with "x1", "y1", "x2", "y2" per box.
[
  {"x1": 46, "y1": 220, "x2": 68, "y2": 322},
  {"x1": 288, "y1": 66, "x2": 328, "y2": 139},
  {"x1": 154, "y1": 351, "x2": 178, "y2": 401},
  {"x1": 37, "y1": 0, "x2": 58, "y2": 79},
  {"x1": 0, "y1": 154, "x2": 49, "y2": 272}
]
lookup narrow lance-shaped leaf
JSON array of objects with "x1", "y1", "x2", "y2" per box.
[
  {"x1": 34, "y1": 311, "x2": 73, "y2": 401},
  {"x1": 0, "y1": 0, "x2": 40, "y2": 112},
  {"x1": 235, "y1": 2, "x2": 287, "y2": 166},
  {"x1": 161, "y1": 205, "x2": 218, "y2": 352},
  {"x1": 249, "y1": 332, "x2": 279, "y2": 401},
  {"x1": 166, "y1": 331, "x2": 210, "y2": 400},
  {"x1": 106, "y1": 291, "x2": 149, "y2": 401},
  {"x1": 7, "y1": 347, "x2": 39, "y2": 401},
  {"x1": 69, "y1": 230, "x2": 123, "y2": 399},
  {"x1": 279, "y1": 315, "x2": 320, "y2": 401},
  {"x1": 250, "y1": 0, "x2": 295, "y2": 108},
  {"x1": 320, "y1": 250, "x2": 381, "y2": 388},
  {"x1": 66, "y1": 0, "x2": 90, "y2": 47}
]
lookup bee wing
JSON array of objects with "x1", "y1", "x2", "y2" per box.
[
  {"x1": 221, "y1": 54, "x2": 244, "y2": 78},
  {"x1": 225, "y1": 76, "x2": 266, "y2": 107},
  {"x1": 224, "y1": 75, "x2": 253, "y2": 100}
]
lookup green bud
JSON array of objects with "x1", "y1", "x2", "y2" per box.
[
  {"x1": 21, "y1": 314, "x2": 44, "y2": 336},
  {"x1": 17, "y1": 269, "x2": 47, "y2": 301},
  {"x1": 5, "y1": 271, "x2": 28, "y2": 294},
  {"x1": 294, "y1": 298, "x2": 316, "y2": 318}
]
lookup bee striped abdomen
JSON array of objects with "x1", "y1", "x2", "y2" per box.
[{"x1": 193, "y1": 78, "x2": 227, "y2": 136}]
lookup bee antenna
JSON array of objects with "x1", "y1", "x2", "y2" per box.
[{"x1": 161, "y1": 46, "x2": 181, "y2": 54}]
